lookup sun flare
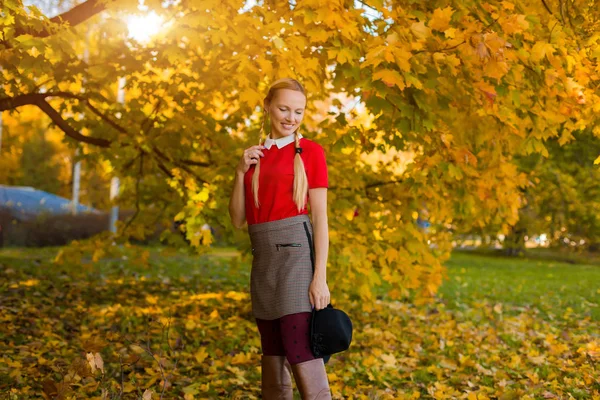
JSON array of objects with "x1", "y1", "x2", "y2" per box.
[{"x1": 126, "y1": 11, "x2": 164, "y2": 43}]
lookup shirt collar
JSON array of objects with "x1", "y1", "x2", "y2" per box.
[{"x1": 264, "y1": 132, "x2": 303, "y2": 150}]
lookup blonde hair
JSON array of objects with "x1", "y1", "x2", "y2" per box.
[{"x1": 252, "y1": 78, "x2": 309, "y2": 212}]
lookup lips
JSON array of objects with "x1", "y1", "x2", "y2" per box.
[{"x1": 281, "y1": 123, "x2": 294, "y2": 129}]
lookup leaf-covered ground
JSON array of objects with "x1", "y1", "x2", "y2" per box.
[{"x1": 0, "y1": 247, "x2": 598, "y2": 399}]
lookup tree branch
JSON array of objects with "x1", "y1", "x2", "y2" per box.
[
  {"x1": 365, "y1": 179, "x2": 404, "y2": 189},
  {"x1": 1, "y1": 91, "x2": 129, "y2": 147},
  {"x1": 84, "y1": 100, "x2": 128, "y2": 134},
  {"x1": 541, "y1": 0, "x2": 554, "y2": 15},
  {"x1": 180, "y1": 159, "x2": 211, "y2": 167},
  {"x1": 152, "y1": 147, "x2": 208, "y2": 183},
  {"x1": 36, "y1": 98, "x2": 111, "y2": 147},
  {"x1": 14, "y1": 0, "x2": 108, "y2": 38}
]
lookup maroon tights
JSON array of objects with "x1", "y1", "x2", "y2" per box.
[{"x1": 256, "y1": 312, "x2": 316, "y2": 365}]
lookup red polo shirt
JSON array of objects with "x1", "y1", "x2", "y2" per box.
[{"x1": 244, "y1": 137, "x2": 328, "y2": 225}]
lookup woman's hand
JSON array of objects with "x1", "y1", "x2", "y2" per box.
[
  {"x1": 309, "y1": 276, "x2": 330, "y2": 311},
  {"x1": 236, "y1": 144, "x2": 265, "y2": 175}
]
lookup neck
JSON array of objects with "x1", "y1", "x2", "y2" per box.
[{"x1": 270, "y1": 132, "x2": 295, "y2": 140}]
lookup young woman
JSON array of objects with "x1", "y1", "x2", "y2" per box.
[{"x1": 228, "y1": 78, "x2": 332, "y2": 399}]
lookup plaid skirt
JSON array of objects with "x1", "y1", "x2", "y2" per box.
[{"x1": 248, "y1": 214, "x2": 315, "y2": 320}]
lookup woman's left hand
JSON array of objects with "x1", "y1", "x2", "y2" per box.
[{"x1": 309, "y1": 276, "x2": 330, "y2": 311}]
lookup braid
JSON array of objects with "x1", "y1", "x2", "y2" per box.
[
  {"x1": 293, "y1": 129, "x2": 309, "y2": 212},
  {"x1": 252, "y1": 112, "x2": 268, "y2": 208}
]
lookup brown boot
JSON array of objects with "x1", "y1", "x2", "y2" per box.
[
  {"x1": 290, "y1": 358, "x2": 332, "y2": 400},
  {"x1": 261, "y1": 355, "x2": 293, "y2": 399}
]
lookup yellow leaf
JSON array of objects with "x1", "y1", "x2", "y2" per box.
[
  {"x1": 272, "y1": 36, "x2": 285, "y2": 50},
  {"x1": 362, "y1": 46, "x2": 386, "y2": 69},
  {"x1": 386, "y1": 31, "x2": 400, "y2": 45},
  {"x1": 336, "y1": 48, "x2": 355, "y2": 64},
  {"x1": 194, "y1": 348, "x2": 209, "y2": 363},
  {"x1": 143, "y1": 389, "x2": 153, "y2": 400},
  {"x1": 94, "y1": 353, "x2": 104, "y2": 373},
  {"x1": 210, "y1": 309, "x2": 220, "y2": 319},
  {"x1": 385, "y1": 247, "x2": 398, "y2": 262},
  {"x1": 307, "y1": 29, "x2": 329, "y2": 43},
  {"x1": 485, "y1": 58, "x2": 509, "y2": 80},
  {"x1": 411, "y1": 21, "x2": 431, "y2": 40},
  {"x1": 392, "y1": 47, "x2": 412, "y2": 72},
  {"x1": 359, "y1": 283, "x2": 372, "y2": 300},
  {"x1": 240, "y1": 88, "x2": 263, "y2": 107},
  {"x1": 593, "y1": 155, "x2": 600, "y2": 165},
  {"x1": 343, "y1": 208, "x2": 355, "y2": 221},
  {"x1": 373, "y1": 69, "x2": 405, "y2": 89},
  {"x1": 86, "y1": 352, "x2": 96, "y2": 373},
  {"x1": 444, "y1": 27, "x2": 457, "y2": 38},
  {"x1": 381, "y1": 353, "x2": 397, "y2": 368},
  {"x1": 185, "y1": 319, "x2": 196, "y2": 330},
  {"x1": 501, "y1": 1, "x2": 515, "y2": 10},
  {"x1": 445, "y1": 54, "x2": 461, "y2": 76},
  {"x1": 231, "y1": 352, "x2": 252, "y2": 364},
  {"x1": 429, "y1": 7, "x2": 454, "y2": 32},
  {"x1": 530, "y1": 42, "x2": 555, "y2": 63},
  {"x1": 225, "y1": 291, "x2": 248, "y2": 301},
  {"x1": 123, "y1": 382, "x2": 136, "y2": 393}
]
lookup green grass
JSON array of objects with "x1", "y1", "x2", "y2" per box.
[
  {"x1": 2, "y1": 245, "x2": 598, "y2": 322},
  {"x1": 439, "y1": 250, "x2": 600, "y2": 321}
]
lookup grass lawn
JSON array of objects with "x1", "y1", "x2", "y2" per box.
[
  {"x1": 440, "y1": 250, "x2": 600, "y2": 321},
  {"x1": 0, "y1": 246, "x2": 598, "y2": 399}
]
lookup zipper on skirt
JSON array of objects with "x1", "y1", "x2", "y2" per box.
[
  {"x1": 302, "y1": 221, "x2": 315, "y2": 273},
  {"x1": 275, "y1": 243, "x2": 302, "y2": 251}
]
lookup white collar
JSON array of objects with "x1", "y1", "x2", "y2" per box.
[{"x1": 264, "y1": 132, "x2": 303, "y2": 150}]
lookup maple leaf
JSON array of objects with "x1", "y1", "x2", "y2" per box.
[
  {"x1": 372, "y1": 69, "x2": 406, "y2": 89},
  {"x1": 530, "y1": 42, "x2": 556, "y2": 63},
  {"x1": 429, "y1": 7, "x2": 454, "y2": 32},
  {"x1": 411, "y1": 21, "x2": 431, "y2": 40}
]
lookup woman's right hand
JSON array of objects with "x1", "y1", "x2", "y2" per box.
[{"x1": 236, "y1": 144, "x2": 265, "y2": 175}]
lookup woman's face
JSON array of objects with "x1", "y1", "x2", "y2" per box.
[{"x1": 266, "y1": 89, "x2": 306, "y2": 139}]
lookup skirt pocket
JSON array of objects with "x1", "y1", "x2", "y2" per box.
[{"x1": 275, "y1": 243, "x2": 302, "y2": 251}]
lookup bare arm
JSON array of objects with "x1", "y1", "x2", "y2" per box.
[
  {"x1": 308, "y1": 187, "x2": 330, "y2": 310},
  {"x1": 309, "y1": 188, "x2": 329, "y2": 280},
  {"x1": 228, "y1": 171, "x2": 246, "y2": 229},
  {"x1": 229, "y1": 144, "x2": 264, "y2": 229}
]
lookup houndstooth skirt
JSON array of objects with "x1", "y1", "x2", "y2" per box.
[{"x1": 248, "y1": 214, "x2": 315, "y2": 320}]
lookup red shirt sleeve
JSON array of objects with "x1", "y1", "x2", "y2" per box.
[{"x1": 307, "y1": 144, "x2": 328, "y2": 189}]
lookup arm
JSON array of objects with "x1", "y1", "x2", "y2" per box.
[
  {"x1": 308, "y1": 187, "x2": 330, "y2": 310},
  {"x1": 229, "y1": 144, "x2": 264, "y2": 229},
  {"x1": 309, "y1": 188, "x2": 329, "y2": 280},
  {"x1": 228, "y1": 171, "x2": 247, "y2": 229}
]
